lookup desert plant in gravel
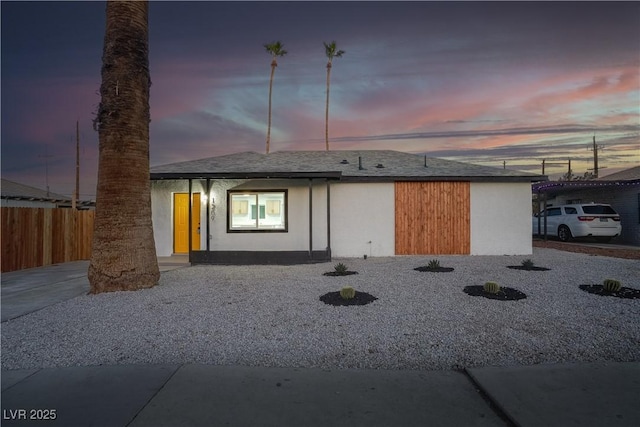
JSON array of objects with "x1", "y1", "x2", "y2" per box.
[
  {"x1": 603, "y1": 279, "x2": 622, "y2": 292},
  {"x1": 339, "y1": 286, "x2": 356, "y2": 300},
  {"x1": 483, "y1": 281, "x2": 500, "y2": 294},
  {"x1": 334, "y1": 263, "x2": 348, "y2": 275},
  {"x1": 427, "y1": 259, "x2": 441, "y2": 269},
  {"x1": 323, "y1": 262, "x2": 358, "y2": 277},
  {"x1": 414, "y1": 259, "x2": 454, "y2": 273},
  {"x1": 507, "y1": 259, "x2": 549, "y2": 271},
  {"x1": 521, "y1": 259, "x2": 535, "y2": 269}
]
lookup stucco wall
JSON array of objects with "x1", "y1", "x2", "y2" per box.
[
  {"x1": 151, "y1": 179, "x2": 208, "y2": 256},
  {"x1": 330, "y1": 183, "x2": 395, "y2": 257},
  {"x1": 210, "y1": 179, "x2": 328, "y2": 252},
  {"x1": 153, "y1": 180, "x2": 531, "y2": 258},
  {"x1": 470, "y1": 182, "x2": 532, "y2": 255},
  {"x1": 152, "y1": 179, "x2": 330, "y2": 256}
]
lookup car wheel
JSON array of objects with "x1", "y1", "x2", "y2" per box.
[
  {"x1": 558, "y1": 225, "x2": 572, "y2": 242},
  {"x1": 595, "y1": 236, "x2": 612, "y2": 243}
]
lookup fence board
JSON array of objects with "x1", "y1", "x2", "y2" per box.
[
  {"x1": 1, "y1": 208, "x2": 94, "y2": 272},
  {"x1": 395, "y1": 181, "x2": 470, "y2": 255}
]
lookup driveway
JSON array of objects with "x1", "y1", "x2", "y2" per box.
[{"x1": 1, "y1": 256, "x2": 188, "y2": 322}]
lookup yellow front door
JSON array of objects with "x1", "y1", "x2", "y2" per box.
[{"x1": 173, "y1": 193, "x2": 201, "y2": 253}]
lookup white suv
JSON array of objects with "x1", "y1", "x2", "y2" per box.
[{"x1": 533, "y1": 203, "x2": 621, "y2": 242}]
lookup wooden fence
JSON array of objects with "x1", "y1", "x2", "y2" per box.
[{"x1": 1, "y1": 208, "x2": 94, "y2": 273}]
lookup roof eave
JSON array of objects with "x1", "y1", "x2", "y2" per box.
[
  {"x1": 150, "y1": 171, "x2": 343, "y2": 180},
  {"x1": 339, "y1": 175, "x2": 547, "y2": 183}
]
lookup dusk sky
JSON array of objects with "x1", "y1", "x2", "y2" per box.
[{"x1": 2, "y1": 1, "x2": 639, "y2": 200}]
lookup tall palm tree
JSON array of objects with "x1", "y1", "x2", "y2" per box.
[
  {"x1": 324, "y1": 41, "x2": 345, "y2": 151},
  {"x1": 264, "y1": 41, "x2": 287, "y2": 154},
  {"x1": 89, "y1": 0, "x2": 159, "y2": 293}
]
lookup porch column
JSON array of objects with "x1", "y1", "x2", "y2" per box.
[
  {"x1": 537, "y1": 190, "x2": 541, "y2": 236},
  {"x1": 308, "y1": 179, "x2": 313, "y2": 258},
  {"x1": 188, "y1": 178, "x2": 192, "y2": 262},
  {"x1": 206, "y1": 178, "x2": 211, "y2": 253},
  {"x1": 543, "y1": 191, "x2": 548, "y2": 241},
  {"x1": 326, "y1": 179, "x2": 331, "y2": 257}
]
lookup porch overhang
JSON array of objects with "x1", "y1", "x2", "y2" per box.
[{"x1": 532, "y1": 179, "x2": 639, "y2": 196}]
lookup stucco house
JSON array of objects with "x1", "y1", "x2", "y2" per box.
[
  {"x1": 532, "y1": 166, "x2": 640, "y2": 245},
  {"x1": 150, "y1": 150, "x2": 545, "y2": 264}
]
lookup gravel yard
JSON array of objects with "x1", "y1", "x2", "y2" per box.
[{"x1": 2, "y1": 248, "x2": 639, "y2": 371}]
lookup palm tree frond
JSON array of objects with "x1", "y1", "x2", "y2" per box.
[
  {"x1": 323, "y1": 41, "x2": 345, "y2": 60},
  {"x1": 265, "y1": 41, "x2": 287, "y2": 57}
]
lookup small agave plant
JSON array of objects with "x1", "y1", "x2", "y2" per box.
[
  {"x1": 340, "y1": 286, "x2": 356, "y2": 300},
  {"x1": 334, "y1": 263, "x2": 348, "y2": 275},
  {"x1": 521, "y1": 259, "x2": 535, "y2": 269},
  {"x1": 603, "y1": 279, "x2": 621, "y2": 292},
  {"x1": 483, "y1": 281, "x2": 500, "y2": 294},
  {"x1": 427, "y1": 259, "x2": 441, "y2": 269}
]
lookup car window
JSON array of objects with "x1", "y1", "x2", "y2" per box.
[
  {"x1": 582, "y1": 205, "x2": 617, "y2": 214},
  {"x1": 564, "y1": 207, "x2": 578, "y2": 215},
  {"x1": 547, "y1": 208, "x2": 562, "y2": 216}
]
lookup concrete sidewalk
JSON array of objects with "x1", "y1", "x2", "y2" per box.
[{"x1": 2, "y1": 362, "x2": 639, "y2": 427}]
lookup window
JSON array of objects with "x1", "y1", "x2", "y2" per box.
[
  {"x1": 547, "y1": 208, "x2": 562, "y2": 216},
  {"x1": 582, "y1": 205, "x2": 617, "y2": 215},
  {"x1": 228, "y1": 190, "x2": 287, "y2": 232},
  {"x1": 564, "y1": 207, "x2": 578, "y2": 215}
]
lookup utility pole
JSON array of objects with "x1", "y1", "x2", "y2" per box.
[
  {"x1": 541, "y1": 158, "x2": 572, "y2": 179},
  {"x1": 587, "y1": 134, "x2": 605, "y2": 178},
  {"x1": 38, "y1": 147, "x2": 53, "y2": 197},
  {"x1": 73, "y1": 120, "x2": 80, "y2": 210}
]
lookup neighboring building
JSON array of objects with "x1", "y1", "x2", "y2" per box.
[
  {"x1": 150, "y1": 150, "x2": 545, "y2": 264},
  {"x1": 1, "y1": 179, "x2": 70, "y2": 208},
  {"x1": 532, "y1": 166, "x2": 640, "y2": 245},
  {"x1": 0, "y1": 179, "x2": 95, "y2": 209}
]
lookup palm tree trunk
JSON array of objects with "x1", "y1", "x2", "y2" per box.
[
  {"x1": 266, "y1": 60, "x2": 276, "y2": 154},
  {"x1": 89, "y1": 0, "x2": 159, "y2": 293},
  {"x1": 325, "y1": 62, "x2": 332, "y2": 151}
]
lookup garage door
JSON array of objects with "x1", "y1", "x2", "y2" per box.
[{"x1": 395, "y1": 181, "x2": 470, "y2": 255}]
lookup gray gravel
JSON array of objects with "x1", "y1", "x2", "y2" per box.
[{"x1": 2, "y1": 248, "x2": 639, "y2": 371}]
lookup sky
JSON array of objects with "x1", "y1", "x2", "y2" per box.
[{"x1": 1, "y1": 1, "x2": 639, "y2": 200}]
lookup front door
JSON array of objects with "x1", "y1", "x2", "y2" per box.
[{"x1": 174, "y1": 193, "x2": 201, "y2": 253}]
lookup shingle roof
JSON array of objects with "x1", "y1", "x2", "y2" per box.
[
  {"x1": 1, "y1": 179, "x2": 69, "y2": 202},
  {"x1": 597, "y1": 166, "x2": 640, "y2": 181},
  {"x1": 150, "y1": 150, "x2": 545, "y2": 182}
]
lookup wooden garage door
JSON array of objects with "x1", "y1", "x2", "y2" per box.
[{"x1": 395, "y1": 182, "x2": 470, "y2": 255}]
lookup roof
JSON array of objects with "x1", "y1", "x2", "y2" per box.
[
  {"x1": 150, "y1": 150, "x2": 545, "y2": 183},
  {"x1": 1, "y1": 178, "x2": 70, "y2": 202},
  {"x1": 533, "y1": 165, "x2": 640, "y2": 193},
  {"x1": 597, "y1": 166, "x2": 640, "y2": 181}
]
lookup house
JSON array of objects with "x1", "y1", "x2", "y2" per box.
[
  {"x1": 150, "y1": 150, "x2": 546, "y2": 264},
  {"x1": 1, "y1": 179, "x2": 95, "y2": 209},
  {"x1": 532, "y1": 166, "x2": 640, "y2": 245},
  {"x1": 1, "y1": 178, "x2": 71, "y2": 208}
]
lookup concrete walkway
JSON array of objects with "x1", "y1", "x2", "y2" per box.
[
  {"x1": 2, "y1": 260, "x2": 639, "y2": 426},
  {"x1": 0, "y1": 256, "x2": 188, "y2": 322}
]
